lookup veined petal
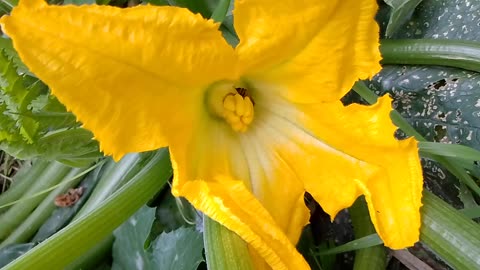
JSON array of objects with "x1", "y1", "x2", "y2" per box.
[
  {"x1": 170, "y1": 112, "x2": 310, "y2": 269},
  {"x1": 235, "y1": 0, "x2": 381, "y2": 102},
  {"x1": 298, "y1": 96, "x2": 423, "y2": 248},
  {"x1": 252, "y1": 81, "x2": 423, "y2": 249},
  {"x1": 0, "y1": 0, "x2": 237, "y2": 159}
]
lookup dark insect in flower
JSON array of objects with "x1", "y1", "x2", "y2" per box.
[
  {"x1": 235, "y1": 87, "x2": 248, "y2": 97},
  {"x1": 235, "y1": 87, "x2": 255, "y2": 105}
]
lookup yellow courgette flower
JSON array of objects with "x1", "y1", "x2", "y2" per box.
[{"x1": 1, "y1": 0, "x2": 423, "y2": 268}]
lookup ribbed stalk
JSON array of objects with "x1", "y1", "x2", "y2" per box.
[
  {"x1": 0, "y1": 160, "x2": 49, "y2": 213},
  {"x1": 350, "y1": 197, "x2": 387, "y2": 270},
  {"x1": 210, "y1": 0, "x2": 231, "y2": 23},
  {"x1": 2, "y1": 149, "x2": 171, "y2": 269},
  {"x1": 65, "y1": 236, "x2": 114, "y2": 270},
  {"x1": 74, "y1": 153, "x2": 145, "y2": 218},
  {"x1": 381, "y1": 39, "x2": 480, "y2": 73},
  {"x1": 0, "y1": 162, "x2": 71, "y2": 240},
  {"x1": 0, "y1": 167, "x2": 85, "y2": 247},
  {"x1": 204, "y1": 216, "x2": 254, "y2": 270},
  {"x1": 421, "y1": 191, "x2": 480, "y2": 269}
]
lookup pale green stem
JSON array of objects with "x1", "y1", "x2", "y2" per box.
[
  {"x1": 210, "y1": 0, "x2": 231, "y2": 23},
  {"x1": 0, "y1": 160, "x2": 49, "y2": 213},
  {"x1": 204, "y1": 216, "x2": 254, "y2": 270},
  {"x1": 350, "y1": 197, "x2": 386, "y2": 270},
  {"x1": 0, "y1": 162, "x2": 71, "y2": 241},
  {"x1": 0, "y1": 167, "x2": 85, "y2": 247},
  {"x1": 2, "y1": 149, "x2": 171, "y2": 269}
]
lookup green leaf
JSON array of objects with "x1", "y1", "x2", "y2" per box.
[
  {"x1": 112, "y1": 205, "x2": 203, "y2": 270},
  {"x1": 151, "y1": 188, "x2": 196, "y2": 235},
  {"x1": 386, "y1": 0, "x2": 480, "y2": 40},
  {"x1": 151, "y1": 227, "x2": 204, "y2": 270},
  {"x1": 384, "y1": 0, "x2": 423, "y2": 37},
  {"x1": 0, "y1": 37, "x2": 30, "y2": 76},
  {"x1": 0, "y1": 50, "x2": 100, "y2": 164},
  {"x1": 112, "y1": 206, "x2": 156, "y2": 270},
  {"x1": 365, "y1": 64, "x2": 480, "y2": 206}
]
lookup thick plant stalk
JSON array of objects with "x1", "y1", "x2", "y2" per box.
[
  {"x1": 0, "y1": 167, "x2": 85, "y2": 247},
  {"x1": 66, "y1": 152, "x2": 156, "y2": 268},
  {"x1": 381, "y1": 39, "x2": 480, "y2": 73},
  {"x1": 421, "y1": 191, "x2": 480, "y2": 269},
  {"x1": 0, "y1": 161, "x2": 71, "y2": 240},
  {"x1": 210, "y1": 0, "x2": 231, "y2": 23},
  {"x1": 204, "y1": 216, "x2": 254, "y2": 270},
  {"x1": 0, "y1": 160, "x2": 49, "y2": 213},
  {"x1": 74, "y1": 153, "x2": 146, "y2": 218},
  {"x1": 2, "y1": 149, "x2": 171, "y2": 269}
]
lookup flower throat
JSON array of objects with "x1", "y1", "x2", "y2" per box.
[{"x1": 206, "y1": 83, "x2": 255, "y2": 133}]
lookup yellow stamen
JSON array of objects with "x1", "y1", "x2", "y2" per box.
[
  {"x1": 234, "y1": 94, "x2": 246, "y2": 115},
  {"x1": 223, "y1": 94, "x2": 236, "y2": 112},
  {"x1": 206, "y1": 82, "x2": 255, "y2": 132},
  {"x1": 222, "y1": 92, "x2": 255, "y2": 132}
]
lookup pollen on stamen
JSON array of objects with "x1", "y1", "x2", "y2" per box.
[
  {"x1": 205, "y1": 82, "x2": 255, "y2": 133},
  {"x1": 222, "y1": 91, "x2": 255, "y2": 133}
]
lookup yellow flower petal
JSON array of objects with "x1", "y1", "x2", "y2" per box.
[
  {"x1": 294, "y1": 96, "x2": 422, "y2": 248},
  {"x1": 235, "y1": 0, "x2": 382, "y2": 102},
  {"x1": 170, "y1": 116, "x2": 310, "y2": 269},
  {"x1": 249, "y1": 81, "x2": 422, "y2": 248},
  {"x1": 0, "y1": 0, "x2": 237, "y2": 159}
]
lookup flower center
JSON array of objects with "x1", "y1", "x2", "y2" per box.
[
  {"x1": 206, "y1": 82, "x2": 255, "y2": 133},
  {"x1": 223, "y1": 89, "x2": 254, "y2": 132}
]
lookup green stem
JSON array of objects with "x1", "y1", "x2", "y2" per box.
[
  {"x1": 73, "y1": 153, "x2": 144, "y2": 219},
  {"x1": 0, "y1": 162, "x2": 71, "y2": 241},
  {"x1": 0, "y1": 0, "x2": 14, "y2": 10},
  {"x1": 380, "y1": 39, "x2": 480, "y2": 73},
  {"x1": 0, "y1": 167, "x2": 85, "y2": 248},
  {"x1": 421, "y1": 191, "x2": 480, "y2": 269},
  {"x1": 210, "y1": 0, "x2": 231, "y2": 23},
  {"x1": 351, "y1": 81, "x2": 378, "y2": 104},
  {"x1": 3, "y1": 149, "x2": 171, "y2": 269},
  {"x1": 204, "y1": 216, "x2": 254, "y2": 270},
  {"x1": 65, "y1": 236, "x2": 114, "y2": 270},
  {"x1": 350, "y1": 197, "x2": 386, "y2": 270},
  {"x1": 0, "y1": 160, "x2": 49, "y2": 212}
]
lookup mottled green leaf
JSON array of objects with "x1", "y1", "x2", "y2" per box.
[
  {"x1": 151, "y1": 227, "x2": 204, "y2": 270},
  {"x1": 387, "y1": 0, "x2": 480, "y2": 40},
  {"x1": 112, "y1": 206, "x2": 156, "y2": 270},
  {"x1": 151, "y1": 187, "x2": 196, "y2": 235},
  {"x1": 384, "y1": 0, "x2": 423, "y2": 37},
  {"x1": 367, "y1": 0, "x2": 480, "y2": 207},
  {"x1": 112, "y1": 205, "x2": 204, "y2": 270}
]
